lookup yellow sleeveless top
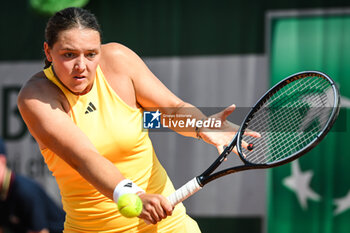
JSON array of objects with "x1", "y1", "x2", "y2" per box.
[{"x1": 41, "y1": 65, "x2": 200, "y2": 232}]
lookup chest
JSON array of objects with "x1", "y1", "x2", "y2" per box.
[
  {"x1": 68, "y1": 71, "x2": 145, "y2": 162},
  {"x1": 76, "y1": 98, "x2": 144, "y2": 160}
]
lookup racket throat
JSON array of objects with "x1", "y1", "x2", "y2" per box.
[
  {"x1": 196, "y1": 176, "x2": 205, "y2": 187},
  {"x1": 200, "y1": 137, "x2": 238, "y2": 180}
]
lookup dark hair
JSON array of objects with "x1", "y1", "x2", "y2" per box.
[{"x1": 44, "y1": 7, "x2": 102, "y2": 68}]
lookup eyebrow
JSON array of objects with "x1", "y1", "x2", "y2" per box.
[{"x1": 60, "y1": 47, "x2": 99, "y2": 52}]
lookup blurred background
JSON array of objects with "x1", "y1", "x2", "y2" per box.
[{"x1": 0, "y1": 0, "x2": 350, "y2": 232}]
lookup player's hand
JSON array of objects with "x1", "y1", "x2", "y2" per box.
[
  {"x1": 138, "y1": 193, "x2": 173, "y2": 224},
  {"x1": 199, "y1": 104, "x2": 261, "y2": 155}
]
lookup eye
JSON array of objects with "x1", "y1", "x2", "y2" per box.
[
  {"x1": 86, "y1": 52, "x2": 97, "y2": 59},
  {"x1": 63, "y1": 53, "x2": 75, "y2": 58}
]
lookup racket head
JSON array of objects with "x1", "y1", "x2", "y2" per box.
[{"x1": 236, "y1": 71, "x2": 340, "y2": 167}]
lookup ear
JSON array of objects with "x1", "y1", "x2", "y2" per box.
[{"x1": 44, "y1": 42, "x2": 53, "y2": 62}]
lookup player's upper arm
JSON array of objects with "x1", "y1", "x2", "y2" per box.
[
  {"x1": 101, "y1": 43, "x2": 187, "y2": 113},
  {"x1": 17, "y1": 76, "x2": 98, "y2": 170}
]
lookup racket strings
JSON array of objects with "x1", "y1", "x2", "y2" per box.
[
  {"x1": 245, "y1": 79, "x2": 329, "y2": 145},
  {"x1": 252, "y1": 130, "x2": 313, "y2": 164},
  {"x1": 248, "y1": 108, "x2": 324, "y2": 163},
  {"x1": 251, "y1": 80, "x2": 331, "y2": 163},
  {"x1": 253, "y1": 87, "x2": 330, "y2": 163},
  {"x1": 247, "y1": 77, "x2": 329, "y2": 131},
  {"x1": 252, "y1": 86, "x2": 330, "y2": 139},
  {"x1": 267, "y1": 76, "x2": 330, "y2": 113},
  {"x1": 241, "y1": 75, "x2": 334, "y2": 164}
]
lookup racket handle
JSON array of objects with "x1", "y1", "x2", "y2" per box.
[{"x1": 167, "y1": 177, "x2": 202, "y2": 206}]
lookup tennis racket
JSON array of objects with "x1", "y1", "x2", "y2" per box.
[{"x1": 167, "y1": 71, "x2": 340, "y2": 206}]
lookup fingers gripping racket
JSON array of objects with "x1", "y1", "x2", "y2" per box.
[{"x1": 167, "y1": 71, "x2": 340, "y2": 206}]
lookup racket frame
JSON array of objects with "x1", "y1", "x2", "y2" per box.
[
  {"x1": 167, "y1": 71, "x2": 340, "y2": 207},
  {"x1": 198, "y1": 71, "x2": 340, "y2": 187}
]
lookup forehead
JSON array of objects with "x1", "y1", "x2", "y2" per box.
[{"x1": 54, "y1": 27, "x2": 101, "y2": 50}]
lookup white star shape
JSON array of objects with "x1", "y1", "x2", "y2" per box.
[
  {"x1": 283, "y1": 160, "x2": 321, "y2": 210},
  {"x1": 334, "y1": 190, "x2": 350, "y2": 215},
  {"x1": 150, "y1": 110, "x2": 161, "y2": 122}
]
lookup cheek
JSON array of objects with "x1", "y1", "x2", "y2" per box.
[
  {"x1": 55, "y1": 59, "x2": 74, "y2": 72},
  {"x1": 90, "y1": 63, "x2": 99, "y2": 72},
  {"x1": 87, "y1": 60, "x2": 100, "y2": 74},
  {"x1": 53, "y1": 61, "x2": 74, "y2": 81}
]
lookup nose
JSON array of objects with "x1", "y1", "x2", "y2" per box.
[{"x1": 74, "y1": 56, "x2": 86, "y2": 72}]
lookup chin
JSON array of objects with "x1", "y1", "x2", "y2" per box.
[{"x1": 73, "y1": 86, "x2": 92, "y2": 95}]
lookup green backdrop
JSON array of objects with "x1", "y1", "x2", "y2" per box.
[{"x1": 268, "y1": 13, "x2": 350, "y2": 233}]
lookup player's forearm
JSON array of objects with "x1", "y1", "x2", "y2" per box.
[{"x1": 166, "y1": 102, "x2": 207, "y2": 139}]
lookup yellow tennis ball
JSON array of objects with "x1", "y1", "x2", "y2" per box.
[{"x1": 117, "y1": 193, "x2": 143, "y2": 218}]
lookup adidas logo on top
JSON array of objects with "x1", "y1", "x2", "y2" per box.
[
  {"x1": 124, "y1": 182, "x2": 133, "y2": 188},
  {"x1": 85, "y1": 102, "x2": 97, "y2": 114}
]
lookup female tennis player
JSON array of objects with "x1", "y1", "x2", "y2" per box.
[{"x1": 17, "y1": 7, "x2": 258, "y2": 233}]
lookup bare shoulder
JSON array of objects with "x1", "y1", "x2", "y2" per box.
[
  {"x1": 17, "y1": 71, "x2": 68, "y2": 113},
  {"x1": 100, "y1": 42, "x2": 136, "y2": 59},
  {"x1": 98, "y1": 43, "x2": 140, "y2": 108},
  {"x1": 99, "y1": 43, "x2": 142, "y2": 75},
  {"x1": 99, "y1": 43, "x2": 183, "y2": 109}
]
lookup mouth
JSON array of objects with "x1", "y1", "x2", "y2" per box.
[{"x1": 73, "y1": 76, "x2": 86, "y2": 79}]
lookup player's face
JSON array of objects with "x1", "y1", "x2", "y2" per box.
[{"x1": 44, "y1": 28, "x2": 101, "y2": 95}]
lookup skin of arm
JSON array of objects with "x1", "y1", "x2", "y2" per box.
[
  {"x1": 17, "y1": 77, "x2": 123, "y2": 201},
  {"x1": 17, "y1": 45, "x2": 173, "y2": 224},
  {"x1": 99, "y1": 43, "x2": 210, "y2": 138},
  {"x1": 99, "y1": 43, "x2": 259, "y2": 155}
]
